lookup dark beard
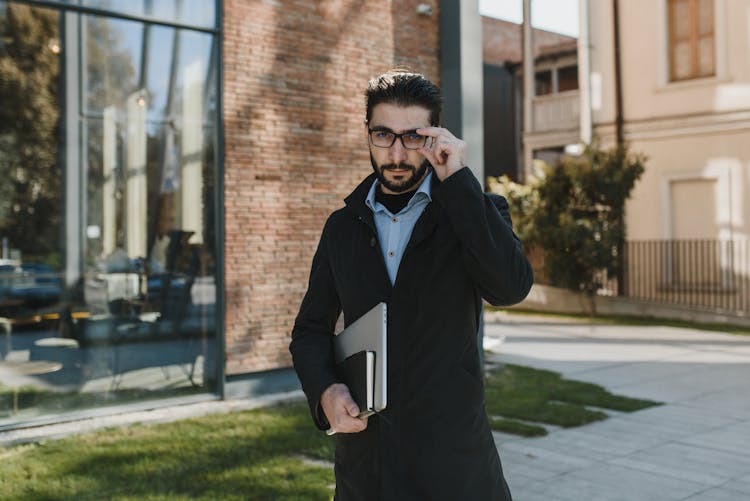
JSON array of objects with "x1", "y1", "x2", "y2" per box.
[{"x1": 370, "y1": 154, "x2": 431, "y2": 193}]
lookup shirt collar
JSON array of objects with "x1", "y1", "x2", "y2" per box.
[{"x1": 365, "y1": 171, "x2": 433, "y2": 214}]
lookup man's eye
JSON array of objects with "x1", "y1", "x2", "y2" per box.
[
  {"x1": 374, "y1": 131, "x2": 392, "y2": 139},
  {"x1": 404, "y1": 133, "x2": 422, "y2": 141}
]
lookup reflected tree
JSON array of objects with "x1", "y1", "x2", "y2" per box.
[
  {"x1": 84, "y1": 16, "x2": 137, "y2": 112},
  {"x1": 0, "y1": 4, "x2": 60, "y2": 265}
]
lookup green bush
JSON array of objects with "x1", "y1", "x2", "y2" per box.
[{"x1": 488, "y1": 143, "x2": 646, "y2": 299}]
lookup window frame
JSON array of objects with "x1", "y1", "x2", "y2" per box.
[
  {"x1": 0, "y1": 0, "x2": 227, "y2": 424},
  {"x1": 667, "y1": 0, "x2": 716, "y2": 82}
]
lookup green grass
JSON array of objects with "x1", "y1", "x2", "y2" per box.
[
  {"x1": 0, "y1": 401, "x2": 335, "y2": 501},
  {"x1": 488, "y1": 416, "x2": 548, "y2": 437},
  {"x1": 0, "y1": 365, "x2": 662, "y2": 499},
  {"x1": 487, "y1": 306, "x2": 750, "y2": 337},
  {"x1": 484, "y1": 364, "x2": 660, "y2": 434}
]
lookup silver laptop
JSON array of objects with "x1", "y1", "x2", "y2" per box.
[{"x1": 333, "y1": 302, "x2": 387, "y2": 413}]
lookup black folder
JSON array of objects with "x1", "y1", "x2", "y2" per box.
[{"x1": 335, "y1": 350, "x2": 375, "y2": 417}]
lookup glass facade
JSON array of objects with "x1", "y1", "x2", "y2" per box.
[{"x1": 0, "y1": 0, "x2": 221, "y2": 426}]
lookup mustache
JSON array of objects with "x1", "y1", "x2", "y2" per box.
[{"x1": 380, "y1": 163, "x2": 416, "y2": 172}]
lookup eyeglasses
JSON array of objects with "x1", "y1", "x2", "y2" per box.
[{"x1": 368, "y1": 127, "x2": 429, "y2": 150}]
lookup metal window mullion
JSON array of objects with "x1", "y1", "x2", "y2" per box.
[
  {"x1": 15, "y1": 0, "x2": 219, "y2": 34},
  {"x1": 61, "y1": 11, "x2": 83, "y2": 297},
  {"x1": 213, "y1": 0, "x2": 226, "y2": 398}
]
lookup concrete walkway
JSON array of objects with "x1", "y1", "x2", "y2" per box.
[{"x1": 484, "y1": 312, "x2": 750, "y2": 501}]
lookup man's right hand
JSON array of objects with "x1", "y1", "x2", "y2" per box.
[{"x1": 320, "y1": 383, "x2": 368, "y2": 434}]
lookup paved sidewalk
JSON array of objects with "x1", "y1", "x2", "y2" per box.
[{"x1": 484, "y1": 312, "x2": 750, "y2": 501}]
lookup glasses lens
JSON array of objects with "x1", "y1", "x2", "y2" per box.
[
  {"x1": 371, "y1": 130, "x2": 395, "y2": 147},
  {"x1": 402, "y1": 132, "x2": 426, "y2": 150}
]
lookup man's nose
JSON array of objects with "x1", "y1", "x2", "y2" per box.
[{"x1": 389, "y1": 138, "x2": 408, "y2": 163}]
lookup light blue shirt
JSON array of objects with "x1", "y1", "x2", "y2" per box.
[{"x1": 365, "y1": 172, "x2": 433, "y2": 285}]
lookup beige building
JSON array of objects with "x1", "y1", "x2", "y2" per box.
[
  {"x1": 586, "y1": 0, "x2": 750, "y2": 243},
  {"x1": 509, "y1": 0, "x2": 749, "y2": 313},
  {"x1": 589, "y1": 0, "x2": 750, "y2": 312}
]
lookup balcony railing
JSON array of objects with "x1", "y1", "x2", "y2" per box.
[{"x1": 532, "y1": 90, "x2": 579, "y2": 132}]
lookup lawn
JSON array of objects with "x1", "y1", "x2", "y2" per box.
[
  {"x1": 0, "y1": 365, "x2": 661, "y2": 500},
  {"x1": 0, "y1": 402, "x2": 336, "y2": 501},
  {"x1": 484, "y1": 364, "x2": 659, "y2": 436}
]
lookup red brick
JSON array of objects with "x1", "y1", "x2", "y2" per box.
[{"x1": 223, "y1": 0, "x2": 440, "y2": 374}]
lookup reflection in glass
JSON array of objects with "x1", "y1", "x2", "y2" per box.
[
  {"x1": 126, "y1": 90, "x2": 148, "y2": 259},
  {"x1": 0, "y1": 3, "x2": 61, "y2": 270},
  {"x1": 0, "y1": 2, "x2": 219, "y2": 425},
  {"x1": 181, "y1": 61, "x2": 205, "y2": 245},
  {"x1": 55, "y1": 0, "x2": 217, "y2": 29}
]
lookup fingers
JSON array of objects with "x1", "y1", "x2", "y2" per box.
[
  {"x1": 335, "y1": 397, "x2": 367, "y2": 433},
  {"x1": 320, "y1": 383, "x2": 368, "y2": 434},
  {"x1": 416, "y1": 127, "x2": 467, "y2": 180},
  {"x1": 417, "y1": 127, "x2": 448, "y2": 165},
  {"x1": 346, "y1": 401, "x2": 361, "y2": 417},
  {"x1": 419, "y1": 145, "x2": 441, "y2": 166},
  {"x1": 417, "y1": 127, "x2": 464, "y2": 162},
  {"x1": 415, "y1": 126, "x2": 449, "y2": 139}
]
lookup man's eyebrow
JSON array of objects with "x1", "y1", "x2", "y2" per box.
[{"x1": 369, "y1": 126, "x2": 421, "y2": 134}]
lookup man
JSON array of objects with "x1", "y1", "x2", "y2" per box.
[{"x1": 290, "y1": 70, "x2": 533, "y2": 500}]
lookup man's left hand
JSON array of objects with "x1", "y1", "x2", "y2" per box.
[{"x1": 417, "y1": 127, "x2": 467, "y2": 181}]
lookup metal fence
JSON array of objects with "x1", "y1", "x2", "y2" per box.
[
  {"x1": 527, "y1": 239, "x2": 750, "y2": 315},
  {"x1": 623, "y1": 239, "x2": 750, "y2": 314}
]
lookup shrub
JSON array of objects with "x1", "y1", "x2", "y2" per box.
[{"x1": 488, "y1": 143, "x2": 646, "y2": 302}]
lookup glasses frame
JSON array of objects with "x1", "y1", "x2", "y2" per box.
[{"x1": 367, "y1": 127, "x2": 430, "y2": 150}]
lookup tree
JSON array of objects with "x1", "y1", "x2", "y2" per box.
[{"x1": 488, "y1": 143, "x2": 646, "y2": 310}]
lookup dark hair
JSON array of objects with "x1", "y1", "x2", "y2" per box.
[{"x1": 365, "y1": 70, "x2": 442, "y2": 126}]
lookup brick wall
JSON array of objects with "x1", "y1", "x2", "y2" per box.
[{"x1": 222, "y1": 0, "x2": 440, "y2": 374}]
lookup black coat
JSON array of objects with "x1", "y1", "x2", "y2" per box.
[{"x1": 290, "y1": 167, "x2": 533, "y2": 500}]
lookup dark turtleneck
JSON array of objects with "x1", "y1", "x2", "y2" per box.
[{"x1": 375, "y1": 185, "x2": 416, "y2": 215}]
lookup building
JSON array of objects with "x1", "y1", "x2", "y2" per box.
[
  {"x1": 482, "y1": 16, "x2": 578, "y2": 181},
  {"x1": 586, "y1": 0, "x2": 750, "y2": 312},
  {"x1": 587, "y1": 0, "x2": 750, "y2": 242},
  {"x1": 0, "y1": 0, "x2": 484, "y2": 429},
  {"x1": 484, "y1": 0, "x2": 750, "y2": 316}
]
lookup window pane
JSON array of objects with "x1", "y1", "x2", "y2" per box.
[
  {"x1": 670, "y1": 0, "x2": 691, "y2": 39},
  {"x1": 1, "y1": 1, "x2": 219, "y2": 425},
  {"x1": 0, "y1": 2, "x2": 65, "y2": 422},
  {"x1": 672, "y1": 41, "x2": 692, "y2": 80},
  {"x1": 23, "y1": 0, "x2": 216, "y2": 29},
  {"x1": 79, "y1": 0, "x2": 145, "y2": 20},
  {"x1": 697, "y1": 0, "x2": 714, "y2": 35},
  {"x1": 84, "y1": 16, "x2": 141, "y2": 114},
  {"x1": 558, "y1": 65, "x2": 579, "y2": 92},
  {"x1": 144, "y1": 26, "x2": 175, "y2": 120},
  {"x1": 81, "y1": 16, "x2": 218, "y2": 395},
  {"x1": 535, "y1": 70, "x2": 552, "y2": 96},
  {"x1": 163, "y1": 0, "x2": 216, "y2": 29},
  {"x1": 0, "y1": 4, "x2": 62, "y2": 287}
]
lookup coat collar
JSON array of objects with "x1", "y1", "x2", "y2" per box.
[
  {"x1": 344, "y1": 169, "x2": 441, "y2": 218},
  {"x1": 344, "y1": 169, "x2": 441, "y2": 251}
]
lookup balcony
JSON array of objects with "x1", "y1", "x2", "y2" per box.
[{"x1": 532, "y1": 90, "x2": 579, "y2": 133}]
